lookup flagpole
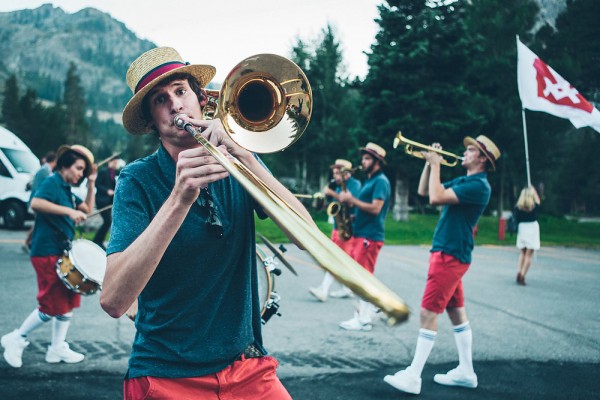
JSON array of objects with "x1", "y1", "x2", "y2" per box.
[{"x1": 521, "y1": 107, "x2": 532, "y2": 187}]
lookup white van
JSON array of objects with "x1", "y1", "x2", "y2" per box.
[{"x1": 0, "y1": 126, "x2": 40, "y2": 229}]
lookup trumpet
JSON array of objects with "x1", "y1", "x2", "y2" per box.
[
  {"x1": 393, "y1": 131, "x2": 464, "y2": 167},
  {"x1": 174, "y1": 54, "x2": 409, "y2": 324}
]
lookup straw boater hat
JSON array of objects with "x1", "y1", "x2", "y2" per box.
[
  {"x1": 463, "y1": 135, "x2": 501, "y2": 171},
  {"x1": 122, "y1": 47, "x2": 216, "y2": 135},
  {"x1": 56, "y1": 144, "x2": 95, "y2": 177},
  {"x1": 359, "y1": 142, "x2": 387, "y2": 164},
  {"x1": 330, "y1": 159, "x2": 352, "y2": 170}
]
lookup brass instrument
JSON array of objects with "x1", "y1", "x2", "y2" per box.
[
  {"x1": 393, "y1": 131, "x2": 464, "y2": 167},
  {"x1": 326, "y1": 165, "x2": 361, "y2": 240},
  {"x1": 294, "y1": 192, "x2": 325, "y2": 209},
  {"x1": 174, "y1": 54, "x2": 409, "y2": 325}
]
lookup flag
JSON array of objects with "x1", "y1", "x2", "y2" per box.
[{"x1": 516, "y1": 37, "x2": 600, "y2": 133}]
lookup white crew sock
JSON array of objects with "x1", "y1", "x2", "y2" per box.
[
  {"x1": 18, "y1": 309, "x2": 51, "y2": 337},
  {"x1": 408, "y1": 328, "x2": 437, "y2": 377},
  {"x1": 453, "y1": 321, "x2": 474, "y2": 374},
  {"x1": 51, "y1": 312, "x2": 73, "y2": 346},
  {"x1": 320, "y1": 272, "x2": 335, "y2": 292}
]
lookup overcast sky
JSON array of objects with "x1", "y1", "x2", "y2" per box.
[{"x1": 0, "y1": 0, "x2": 382, "y2": 82}]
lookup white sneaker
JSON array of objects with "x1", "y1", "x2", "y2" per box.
[
  {"x1": 433, "y1": 367, "x2": 478, "y2": 388},
  {"x1": 308, "y1": 287, "x2": 328, "y2": 302},
  {"x1": 384, "y1": 369, "x2": 422, "y2": 394},
  {"x1": 1, "y1": 330, "x2": 29, "y2": 368},
  {"x1": 339, "y1": 316, "x2": 372, "y2": 331},
  {"x1": 45, "y1": 342, "x2": 85, "y2": 364},
  {"x1": 329, "y1": 288, "x2": 354, "y2": 299}
]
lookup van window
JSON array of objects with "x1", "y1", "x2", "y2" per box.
[
  {"x1": 1, "y1": 148, "x2": 40, "y2": 174},
  {"x1": 0, "y1": 159, "x2": 10, "y2": 177}
]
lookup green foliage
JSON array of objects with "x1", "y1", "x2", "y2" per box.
[{"x1": 256, "y1": 212, "x2": 600, "y2": 248}]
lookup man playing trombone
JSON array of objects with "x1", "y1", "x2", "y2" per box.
[
  {"x1": 385, "y1": 135, "x2": 500, "y2": 395},
  {"x1": 99, "y1": 47, "x2": 312, "y2": 399},
  {"x1": 309, "y1": 159, "x2": 361, "y2": 302}
]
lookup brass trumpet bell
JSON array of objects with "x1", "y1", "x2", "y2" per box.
[{"x1": 218, "y1": 54, "x2": 312, "y2": 153}]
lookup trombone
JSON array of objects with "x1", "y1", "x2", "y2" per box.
[
  {"x1": 174, "y1": 54, "x2": 409, "y2": 325},
  {"x1": 393, "y1": 131, "x2": 464, "y2": 167}
]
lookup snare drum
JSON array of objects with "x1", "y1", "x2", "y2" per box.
[
  {"x1": 56, "y1": 239, "x2": 106, "y2": 295},
  {"x1": 256, "y1": 247, "x2": 281, "y2": 324}
]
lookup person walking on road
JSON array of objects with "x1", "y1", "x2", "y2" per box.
[
  {"x1": 2, "y1": 144, "x2": 96, "y2": 368},
  {"x1": 515, "y1": 186, "x2": 541, "y2": 285},
  {"x1": 384, "y1": 135, "x2": 500, "y2": 395},
  {"x1": 309, "y1": 159, "x2": 361, "y2": 302},
  {"x1": 337, "y1": 143, "x2": 391, "y2": 331},
  {"x1": 92, "y1": 157, "x2": 120, "y2": 249}
]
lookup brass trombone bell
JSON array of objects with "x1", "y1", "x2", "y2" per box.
[
  {"x1": 206, "y1": 54, "x2": 312, "y2": 154},
  {"x1": 393, "y1": 131, "x2": 464, "y2": 167}
]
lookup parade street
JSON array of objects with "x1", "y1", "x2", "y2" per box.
[{"x1": 0, "y1": 225, "x2": 599, "y2": 399}]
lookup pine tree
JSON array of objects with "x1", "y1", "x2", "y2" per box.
[
  {"x1": 62, "y1": 62, "x2": 90, "y2": 145},
  {"x1": 1, "y1": 74, "x2": 22, "y2": 131}
]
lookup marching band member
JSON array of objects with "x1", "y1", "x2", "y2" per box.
[
  {"x1": 309, "y1": 159, "x2": 361, "y2": 302},
  {"x1": 2, "y1": 144, "x2": 95, "y2": 368},
  {"x1": 99, "y1": 47, "x2": 311, "y2": 399},
  {"x1": 338, "y1": 143, "x2": 391, "y2": 331},
  {"x1": 385, "y1": 135, "x2": 500, "y2": 395}
]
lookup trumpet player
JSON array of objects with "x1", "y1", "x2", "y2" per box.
[
  {"x1": 99, "y1": 47, "x2": 311, "y2": 400},
  {"x1": 384, "y1": 135, "x2": 500, "y2": 395},
  {"x1": 337, "y1": 143, "x2": 391, "y2": 331},
  {"x1": 308, "y1": 159, "x2": 361, "y2": 302}
]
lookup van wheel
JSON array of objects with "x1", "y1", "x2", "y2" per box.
[{"x1": 2, "y1": 201, "x2": 25, "y2": 230}]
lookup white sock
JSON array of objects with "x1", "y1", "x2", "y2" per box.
[
  {"x1": 51, "y1": 312, "x2": 73, "y2": 346},
  {"x1": 453, "y1": 321, "x2": 474, "y2": 374},
  {"x1": 18, "y1": 309, "x2": 51, "y2": 337},
  {"x1": 320, "y1": 272, "x2": 335, "y2": 292},
  {"x1": 408, "y1": 328, "x2": 437, "y2": 377}
]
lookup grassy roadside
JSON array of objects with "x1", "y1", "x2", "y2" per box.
[{"x1": 256, "y1": 211, "x2": 600, "y2": 248}]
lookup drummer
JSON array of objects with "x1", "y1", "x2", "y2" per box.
[{"x1": 1, "y1": 144, "x2": 96, "y2": 368}]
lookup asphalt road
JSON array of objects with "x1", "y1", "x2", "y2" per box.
[{"x1": 0, "y1": 223, "x2": 599, "y2": 399}]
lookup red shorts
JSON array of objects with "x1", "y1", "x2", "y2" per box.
[
  {"x1": 421, "y1": 251, "x2": 470, "y2": 314},
  {"x1": 124, "y1": 356, "x2": 291, "y2": 400},
  {"x1": 331, "y1": 229, "x2": 353, "y2": 253},
  {"x1": 31, "y1": 255, "x2": 81, "y2": 316},
  {"x1": 348, "y1": 237, "x2": 384, "y2": 274}
]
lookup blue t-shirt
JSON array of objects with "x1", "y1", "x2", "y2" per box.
[
  {"x1": 353, "y1": 171, "x2": 391, "y2": 242},
  {"x1": 30, "y1": 172, "x2": 82, "y2": 257},
  {"x1": 431, "y1": 172, "x2": 491, "y2": 263},
  {"x1": 333, "y1": 176, "x2": 362, "y2": 230},
  {"x1": 107, "y1": 144, "x2": 266, "y2": 379}
]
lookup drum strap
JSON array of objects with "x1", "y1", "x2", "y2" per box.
[{"x1": 43, "y1": 215, "x2": 72, "y2": 253}]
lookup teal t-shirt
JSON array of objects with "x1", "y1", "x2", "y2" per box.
[
  {"x1": 431, "y1": 172, "x2": 491, "y2": 263},
  {"x1": 353, "y1": 171, "x2": 391, "y2": 242},
  {"x1": 30, "y1": 172, "x2": 82, "y2": 257},
  {"x1": 107, "y1": 145, "x2": 266, "y2": 379}
]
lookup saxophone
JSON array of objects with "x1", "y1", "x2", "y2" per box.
[{"x1": 326, "y1": 178, "x2": 353, "y2": 241}]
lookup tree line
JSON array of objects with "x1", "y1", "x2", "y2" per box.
[{"x1": 1, "y1": 0, "x2": 598, "y2": 217}]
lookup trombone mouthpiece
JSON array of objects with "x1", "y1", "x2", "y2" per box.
[{"x1": 173, "y1": 113, "x2": 189, "y2": 130}]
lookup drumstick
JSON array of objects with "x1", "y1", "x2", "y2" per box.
[
  {"x1": 87, "y1": 204, "x2": 113, "y2": 218},
  {"x1": 96, "y1": 152, "x2": 121, "y2": 168}
]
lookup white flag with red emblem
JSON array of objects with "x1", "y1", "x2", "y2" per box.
[{"x1": 517, "y1": 38, "x2": 600, "y2": 133}]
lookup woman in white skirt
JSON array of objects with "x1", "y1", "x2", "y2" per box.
[{"x1": 514, "y1": 186, "x2": 541, "y2": 285}]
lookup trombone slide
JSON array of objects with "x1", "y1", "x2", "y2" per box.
[{"x1": 175, "y1": 115, "x2": 410, "y2": 325}]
